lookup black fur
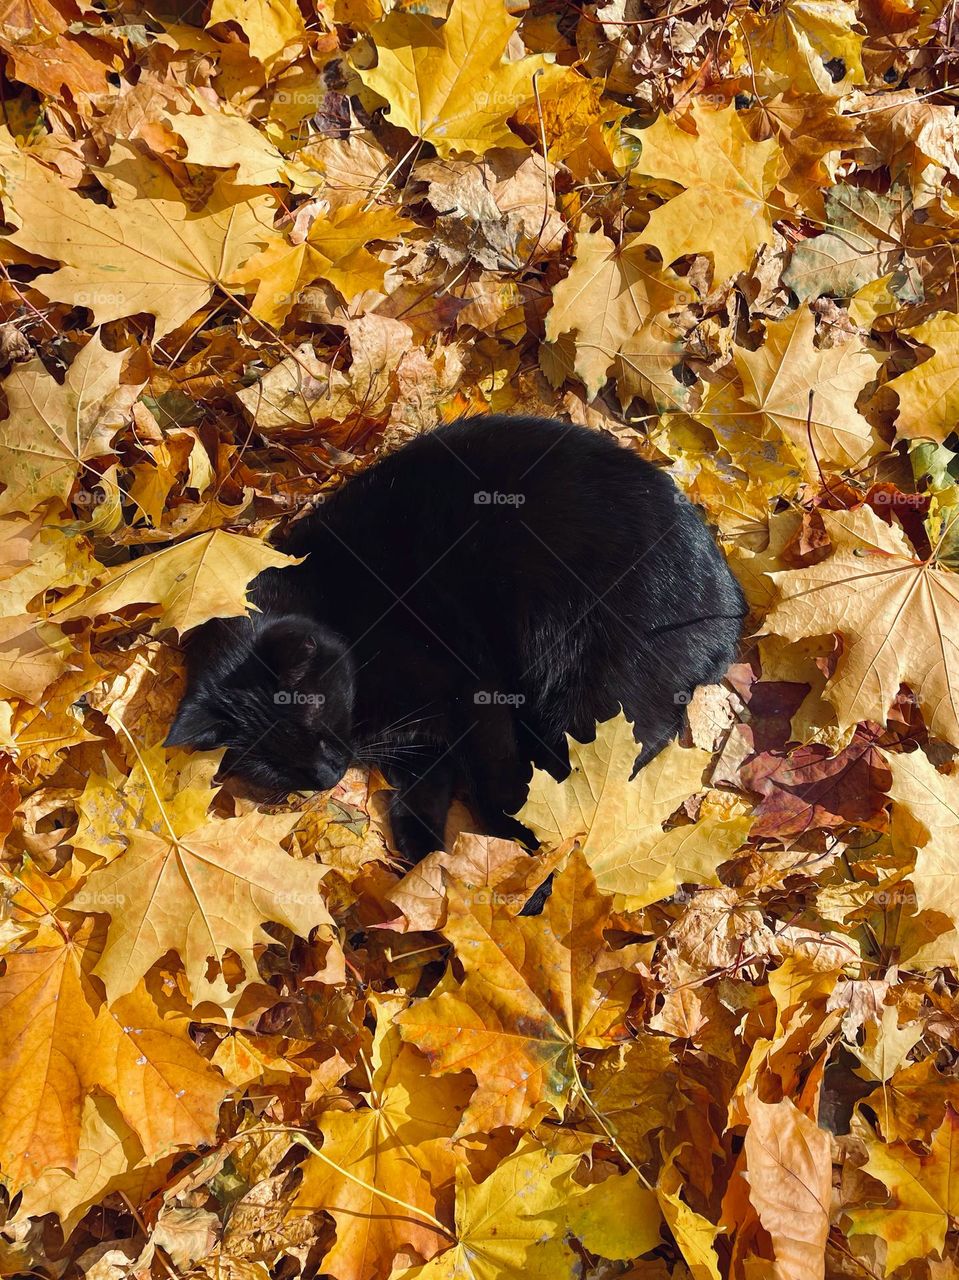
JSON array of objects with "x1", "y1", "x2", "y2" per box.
[{"x1": 167, "y1": 415, "x2": 745, "y2": 860}]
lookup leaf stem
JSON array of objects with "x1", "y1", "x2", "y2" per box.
[
  {"x1": 570, "y1": 1054, "x2": 653, "y2": 1190},
  {"x1": 114, "y1": 721, "x2": 180, "y2": 846},
  {"x1": 232, "y1": 1125, "x2": 456, "y2": 1239}
]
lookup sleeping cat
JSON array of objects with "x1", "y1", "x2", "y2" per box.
[{"x1": 166, "y1": 415, "x2": 746, "y2": 860}]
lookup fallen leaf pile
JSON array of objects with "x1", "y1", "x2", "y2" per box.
[{"x1": 5, "y1": 0, "x2": 959, "y2": 1276}]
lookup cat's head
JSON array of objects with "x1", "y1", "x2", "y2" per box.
[{"x1": 165, "y1": 613, "x2": 355, "y2": 796}]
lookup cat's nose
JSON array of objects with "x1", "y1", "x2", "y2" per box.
[
  {"x1": 314, "y1": 751, "x2": 348, "y2": 791},
  {"x1": 314, "y1": 764, "x2": 345, "y2": 790}
]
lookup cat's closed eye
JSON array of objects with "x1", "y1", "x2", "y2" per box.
[{"x1": 220, "y1": 746, "x2": 347, "y2": 797}]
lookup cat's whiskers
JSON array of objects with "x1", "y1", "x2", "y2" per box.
[
  {"x1": 359, "y1": 730, "x2": 431, "y2": 753},
  {"x1": 365, "y1": 706, "x2": 435, "y2": 738},
  {"x1": 356, "y1": 742, "x2": 436, "y2": 767},
  {"x1": 354, "y1": 710, "x2": 439, "y2": 762}
]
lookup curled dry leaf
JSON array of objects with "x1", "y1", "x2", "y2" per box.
[{"x1": 848, "y1": 1106, "x2": 959, "y2": 1273}]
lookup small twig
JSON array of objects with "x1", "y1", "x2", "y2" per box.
[
  {"x1": 361, "y1": 137, "x2": 422, "y2": 212},
  {"x1": 118, "y1": 1190, "x2": 179, "y2": 1280},
  {"x1": 517, "y1": 69, "x2": 553, "y2": 274}
]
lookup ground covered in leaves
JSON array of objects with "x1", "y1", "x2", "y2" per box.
[{"x1": 3, "y1": 0, "x2": 959, "y2": 1276}]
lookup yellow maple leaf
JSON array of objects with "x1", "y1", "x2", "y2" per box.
[
  {"x1": 55, "y1": 530, "x2": 300, "y2": 634},
  {"x1": 848, "y1": 1106, "x2": 959, "y2": 1273},
  {"x1": 334, "y1": 0, "x2": 382, "y2": 27},
  {"x1": 0, "y1": 133, "x2": 274, "y2": 338},
  {"x1": 887, "y1": 312, "x2": 959, "y2": 444},
  {"x1": 654, "y1": 393, "x2": 801, "y2": 538},
  {"x1": 1, "y1": 516, "x2": 99, "y2": 614},
  {"x1": 70, "y1": 810, "x2": 336, "y2": 1011},
  {"x1": 165, "y1": 108, "x2": 289, "y2": 186},
  {"x1": 417, "y1": 1139, "x2": 582, "y2": 1280},
  {"x1": 356, "y1": 0, "x2": 573, "y2": 158},
  {"x1": 293, "y1": 1001, "x2": 471, "y2": 1280},
  {"x1": 0, "y1": 333, "x2": 143, "y2": 516},
  {"x1": 512, "y1": 75, "x2": 628, "y2": 162},
  {"x1": 72, "y1": 743, "x2": 220, "y2": 864},
  {"x1": 766, "y1": 506, "x2": 959, "y2": 743},
  {"x1": 858, "y1": 1056, "x2": 956, "y2": 1144},
  {"x1": 0, "y1": 0, "x2": 116, "y2": 105},
  {"x1": 0, "y1": 614, "x2": 66, "y2": 703},
  {"x1": 236, "y1": 202, "x2": 415, "y2": 325},
  {"x1": 630, "y1": 103, "x2": 784, "y2": 283},
  {"x1": 851, "y1": 1004, "x2": 924, "y2": 1083},
  {"x1": 127, "y1": 430, "x2": 212, "y2": 530},
  {"x1": 588, "y1": 1036, "x2": 680, "y2": 1166},
  {"x1": 518, "y1": 712, "x2": 749, "y2": 908},
  {"x1": 568, "y1": 1171, "x2": 663, "y2": 1261},
  {"x1": 396, "y1": 850, "x2": 640, "y2": 1132},
  {"x1": 388, "y1": 830, "x2": 562, "y2": 932},
  {"x1": 735, "y1": 0, "x2": 866, "y2": 96},
  {"x1": 207, "y1": 0, "x2": 307, "y2": 67},
  {"x1": 733, "y1": 305, "x2": 881, "y2": 472},
  {"x1": 544, "y1": 229, "x2": 693, "y2": 408},
  {"x1": 15, "y1": 1094, "x2": 170, "y2": 1238},
  {"x1": 657, "y1": 1148, "x2": 722, "y2": 1280},
  {"x1": 888, "y1": 747, "x2": 959, "y2": 934}
]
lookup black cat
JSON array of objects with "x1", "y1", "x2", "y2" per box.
[{"x1": 166, "y1": 415, "x2": 746, "y2": 860}]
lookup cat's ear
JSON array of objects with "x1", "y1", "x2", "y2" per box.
[
  {"x1": 165, "y1": 694, "x2": 226, "y2": 749},
  {"x1": 254, "y1": 616, "x2": 319, "y2": 684}
]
